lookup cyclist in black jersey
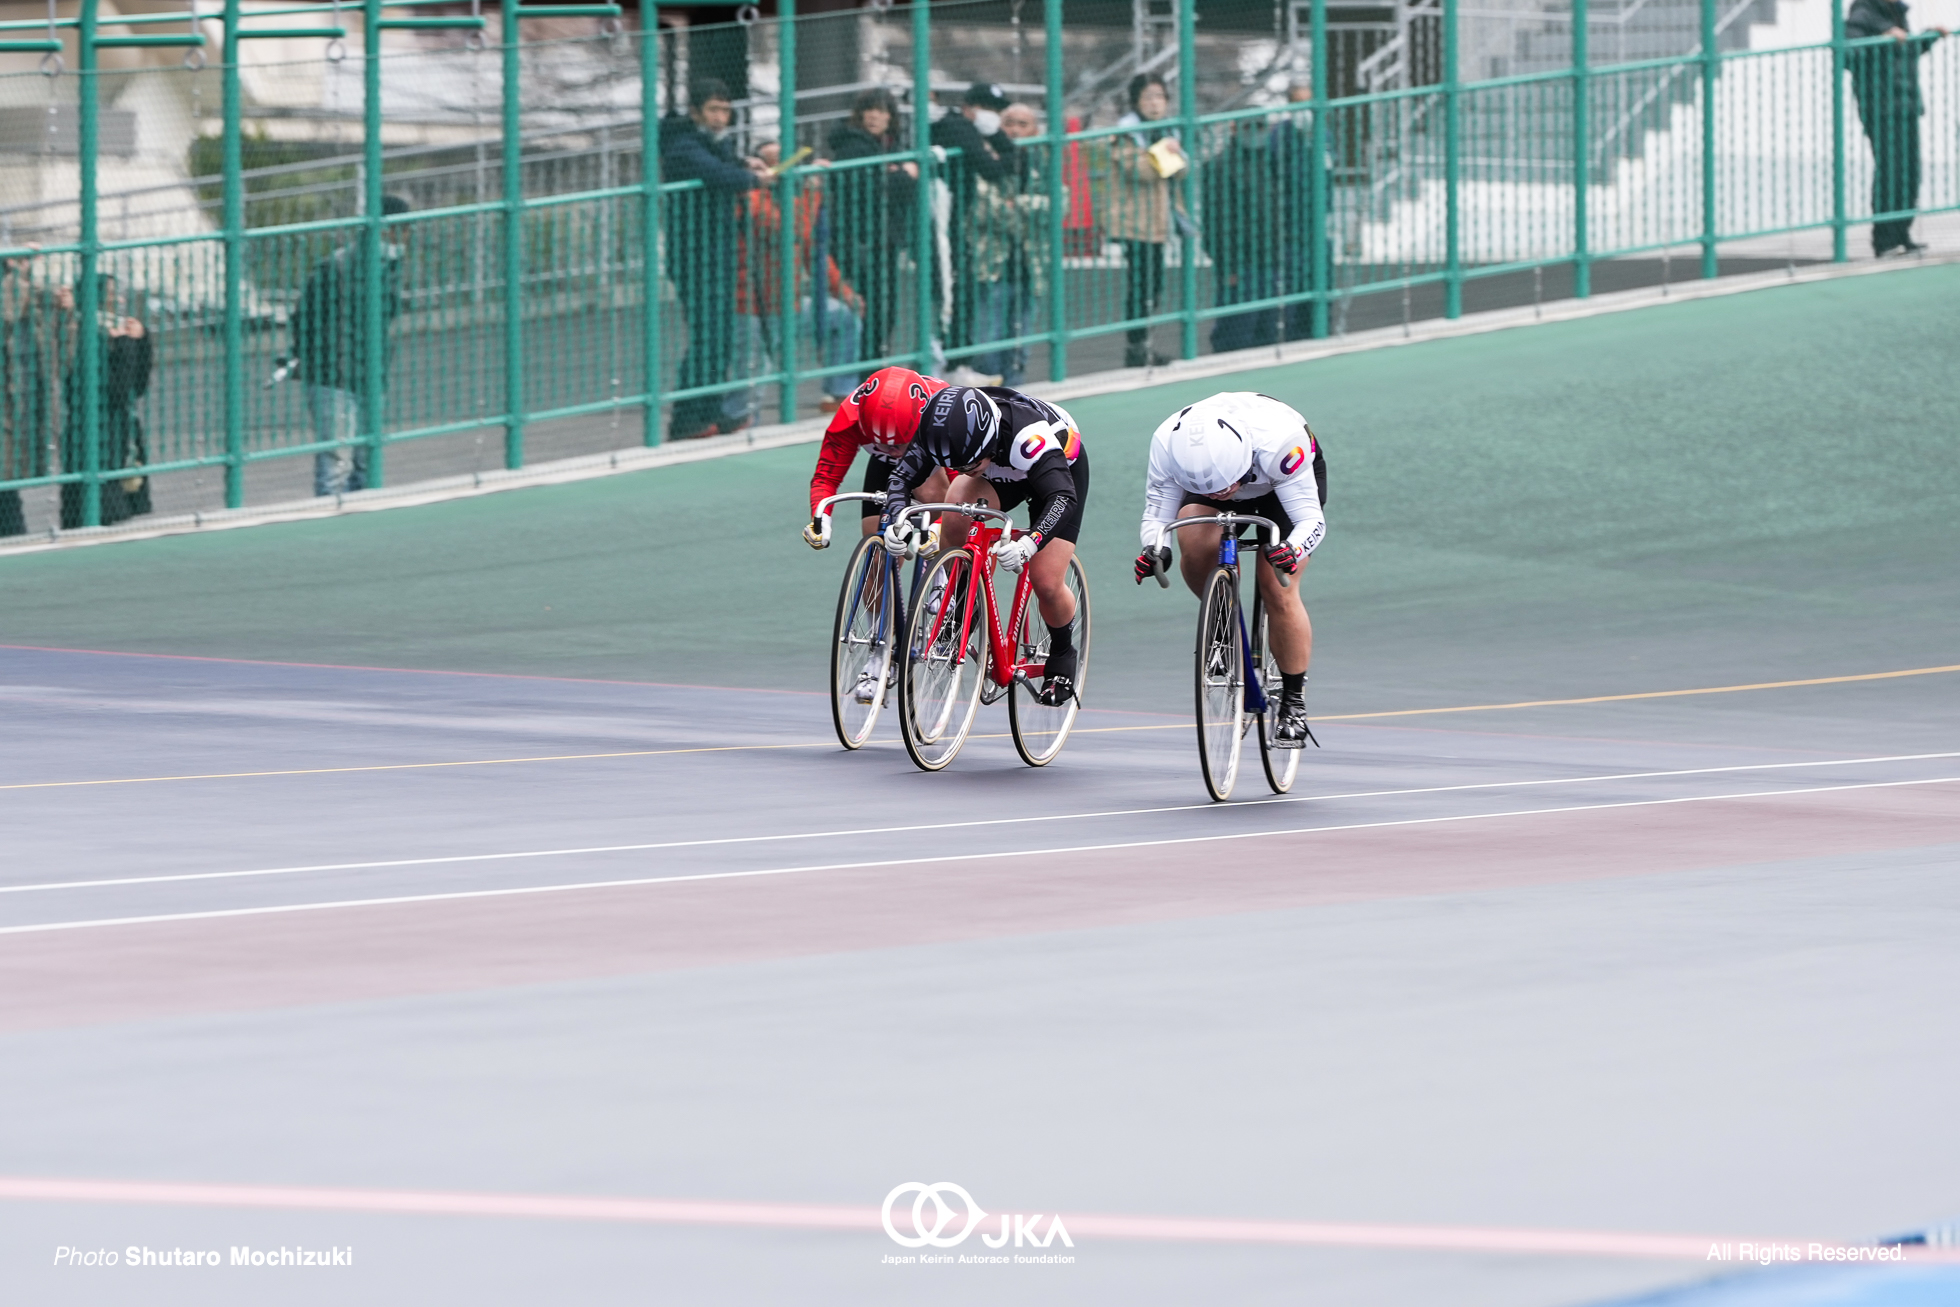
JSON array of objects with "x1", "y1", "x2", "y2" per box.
[{"x1": 882, "y1": 385, "x2": 1090, "y2": 706}]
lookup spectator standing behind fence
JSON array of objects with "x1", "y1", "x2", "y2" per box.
[
  {"x1": 931, "y1": 82, "x2": 1015, "y2": 384},
  {"x1": 1846, "y1": 0, "x2": 1947, "y2": 256},
  {"x1": 292, "y1": 194, "x2": 409, "y2": 496},
  {"x1": 59, "y1": 274, "x2": 153, "y2": 528},
  {"x1": 1203, "y1": 118, "x2": 1281, "y2": 353},
  {"x1": 1, "y1": 251, "x2": 60, "y2": 537},
  {"x1": 1272, "y1": 75, "x2": 1324, "y2": 341},
  {"x1": 1094, "y1": 73, "x2": 1187, "y2": 370},
  {"x1": 827, "y1": 89, "x2": 916, "y2": 371},
  {"x1": 661, "y1": 79, "x2": 767, "y2": 441},
  {"x1": 724, "y1": 143, "x2": 866, "y2": 426},
  {"x1": 969, "y1": 102, "x2": 1050, "y2": 389}
]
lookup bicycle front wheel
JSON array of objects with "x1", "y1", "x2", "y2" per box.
[
  {"x1": 829, "y1": 534, "x2": 898, "y2": 750},
  {"x1": 1251, "y1": 590, "x2": 1300, "y2": 794},
  {"x1": 1194, "y1": 567, "x2": 1244, "y2": 801},
  {"x1": 900, "y1": 547, "x2": 989, "y2": 773},
  {"x1": 1008, "y1": 554, "x2": 1091, "y2": 767}
]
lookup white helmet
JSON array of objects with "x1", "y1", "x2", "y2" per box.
[{"x1": 1159, "y1": 402, "x2": 1254, "y2": 495}]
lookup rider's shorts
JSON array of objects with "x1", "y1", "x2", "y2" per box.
[
  {"x1": 1179, "y1": 488, "x2": 1295, "y2": 545},
  {"x1": 988, "y1": 451, "x2": 1091, "y2": 546}
]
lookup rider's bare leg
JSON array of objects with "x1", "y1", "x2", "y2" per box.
[
  {"x1": 1027, "y1": 538, "x2": 1078, "y2": 629},
  {"x1": 1254, "y1": 553, "x2": 1312, "y2": 676},
  {"x1": 1174, "y1": 501, "x2": 1224, "y2": 597},
  {"x1": 943, "y1": 473, "x2": 1076, "y2": 628},
  {"x1": 939, "y1": 471, "x2": 993, "y2": 552}
]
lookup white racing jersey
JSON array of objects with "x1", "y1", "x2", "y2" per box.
[{"x1": 1140, "y1": 392, "x2": 1326, "y2": 553}]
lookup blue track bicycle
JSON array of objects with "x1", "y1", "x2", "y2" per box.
[{"x1": 1147, "y1": 511, "x2": 1301, "y2": 801}]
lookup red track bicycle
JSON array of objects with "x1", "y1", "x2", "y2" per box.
[{"x1": 891, "y1": 501, "x2": 1091, "y2": 773}]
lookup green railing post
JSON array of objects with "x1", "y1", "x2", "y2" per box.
[
  {"x1": 1176, "y1": 0, "x2": 1197, "y2": 360},
  {"x1": 1443, "y1": 0, "x2": 1461, "y2": 319},
  {"x1": 362, "y1": 0, "x2": 386, "y2": 487},
  {"x1": 1830, "y1": 0, "x2": 1847, "y2": 263},
  {"x1": 642, "y1": 3, "x2": 662, "y2": 443},
  {"x1": 502, "y1": 0, "x2": 525, "y2": 467},
  {"x1": 1572, "y1": 0, "x2": 1590, "y2": 298},
  {"x1": 75, "y1": 0, "x2": 102, "y2": 527},
  {"x1": 776, "y1": 0, "x2": 798, "y2": 426},
  {"x1": 221, "y1": 0, "x2": 246, "y2": 507},
  {"x1": 1044, "y1": 0, "x2": 1066, "y2": 381},
  {"x1": 1699, "y1": 0, "x2": 1718, "y2": 279},
  {"x1": 1308, "y1": 0, "x2": 1328, "y2": 338},
  {"x1": 912, "y1": 0, "x2": 932, "y2": 373}
]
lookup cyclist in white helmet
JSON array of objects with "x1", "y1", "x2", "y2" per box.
[{"x1": 1134, "y1": 391, "x2": 1326, "y2": 746}]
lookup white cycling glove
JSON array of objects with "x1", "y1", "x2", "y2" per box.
[
  {"x1": 991, "y1": 532, "x2": 1040, "y2": 574},
  {"x1": 882, "y1": 520, "x2": 915, "y2": 557},
  {"x1": 801, "y1": 517, "x2": 828, "y2": 550}
]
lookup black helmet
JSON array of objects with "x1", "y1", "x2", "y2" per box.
[{"x1": 918, "y1": 386, "x2": 1001, "y2": 472}]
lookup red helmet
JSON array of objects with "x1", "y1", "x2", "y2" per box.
[{"x1": 853, "y1": 366, "x2": 944, "y2": 445}]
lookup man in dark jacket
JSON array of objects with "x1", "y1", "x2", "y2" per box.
[
  {"x1": 1845, "y1": 0, "x2": 1947, "y2": 255},
  {"x1": 291, "y1": 194, "x2": 409, "y2": 495},
  {"x1": 661, "y1": 78, "x2": 766, "y2": 440},
  {"x1": 930, "y1": 83, "x2": 1014, "y2": 378}
]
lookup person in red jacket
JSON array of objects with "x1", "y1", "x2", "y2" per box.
[{"x1": 802, "y1": 364, "x2": 952, "y2": 546}]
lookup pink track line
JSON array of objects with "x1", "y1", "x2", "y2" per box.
[
  {"x1": 0, "y1": 643, "x2": 822, "y2": 697},
  {"x1": 4, "y1": 1176, "x2": 1955, "y2": 1263}
]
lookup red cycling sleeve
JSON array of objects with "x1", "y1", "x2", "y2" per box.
[{"x1": 809, "y1": 421, "x2": 865, "y2": 517}]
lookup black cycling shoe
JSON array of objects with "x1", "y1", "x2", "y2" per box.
[
  {"x1": 1273, "y1": 693, "x2": 1313, "y2": 749},
  {"x1": 1037, "y1": 647, "x2": 1078, "y2": 708}
]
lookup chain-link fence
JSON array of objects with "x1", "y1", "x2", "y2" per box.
[{"x1": 2, "y1": 0, "x2": 1956, "y2": 536}]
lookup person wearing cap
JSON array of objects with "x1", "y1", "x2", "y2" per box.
[
  {"x1": 931, "y1": 83, "x2": 1015, "y2": 382},
  {"x1": 1134, "y1": 392, "x2": 1326, "y2": 746},
  {"x1": 879, "y1": 382, "x2": 1090, "y2": 706},
  {"x1": 290, "y1": 192, "x2": 413, "y2": 496},
  {"x1": 970, "y1": 101, "x2": 1050, "y2": 389}
]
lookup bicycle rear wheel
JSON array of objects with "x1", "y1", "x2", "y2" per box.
[
  {"x1": 1250, "y1": 590, "x2": 1300, "y2": 794},
  {"x1": 1194, "y1": 567, "x2": 1244, "y2": 801},
  {"x1": 1008, "y1": 554, "x2": 1091, "y2": 767},
  {"x1": 900, "y1": 547, "x2": 989, "y2": 772},
  {"x1": 829, "y1": 534, "x2": 897, "y2": 750}
]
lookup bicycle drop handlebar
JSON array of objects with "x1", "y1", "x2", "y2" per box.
[
  {"x1": 1145, "y1": 514, "x2": 1287, "y2": 590},
  {"x1": 811, "y1": 492, "x2": 884, "y2": 548}
]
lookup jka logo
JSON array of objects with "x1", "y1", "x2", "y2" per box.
[{"x1": 882, "y1": 1182, "x2": 1074, "y2": 1250}]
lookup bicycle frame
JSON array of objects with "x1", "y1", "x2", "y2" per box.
[
  {"x1": 1149, "y1": 511, "x2": 1292, "y2": 712},
  {"x1": 818, "y1": 490, "x2": 907, "y2": 634},
  {"x1": 900, "y1": 502, "x2": 1044, "y2": 692}
]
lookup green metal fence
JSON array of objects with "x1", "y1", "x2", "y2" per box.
[{"x1": 1, "y1": 0, "x2": 1955, "y2": 534}]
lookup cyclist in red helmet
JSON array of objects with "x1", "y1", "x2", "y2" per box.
[{"x1": 802, "y1": 365, "x2": 952, "y2": 545}]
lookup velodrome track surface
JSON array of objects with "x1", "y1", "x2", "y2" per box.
[{"x1": 2, "y1": 266, "x2": 1958, "y2": 1305}]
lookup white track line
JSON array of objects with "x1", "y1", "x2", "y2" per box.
[
  {"x1": 4, "y1": 776, "x2": 1955, "y2": 937},
  {"x1": 5, "y1": 751, "x2": 1956, "y2": 899},
  {"x1": 2, "y1": 1175, "x2": 1956, "y2": 1263}
]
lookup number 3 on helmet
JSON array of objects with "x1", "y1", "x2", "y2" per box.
[{"x1": 857, "y1": 366, "x2": 939, "y2": 445}]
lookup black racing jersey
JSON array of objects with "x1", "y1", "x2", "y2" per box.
[{"x1": 886, "y1": 387, "x2": 1086, "y2": 543}]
